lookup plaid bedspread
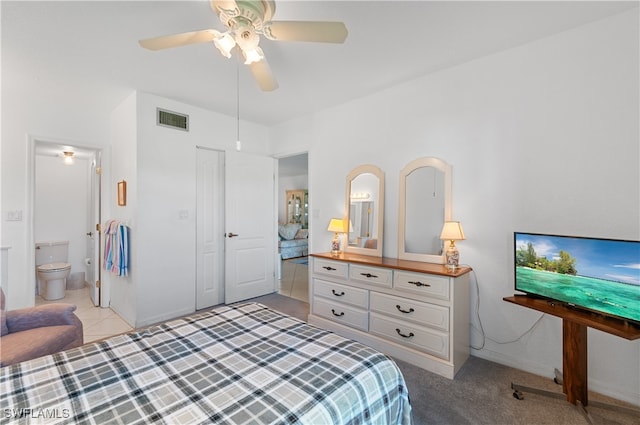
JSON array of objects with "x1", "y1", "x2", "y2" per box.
[{"x1": 1, "y1": 303, "x2": 412, "y2": 424}]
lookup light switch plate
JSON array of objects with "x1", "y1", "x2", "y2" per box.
[{"x1": 7, "y1": 210, "x2": 23, "y2": 221}]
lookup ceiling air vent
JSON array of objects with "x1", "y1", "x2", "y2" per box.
[{"x1": 157, "y1": 108, "x2": 189, "y2": 131}]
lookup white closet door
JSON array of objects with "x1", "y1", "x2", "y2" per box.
[
  {"x1": 196, "y1": 148, "x2": 224, "y2": 309},
  {"x1": 224, "y1": 151, "x2": 275, "y2": 304}
]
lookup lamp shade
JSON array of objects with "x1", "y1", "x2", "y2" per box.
[
  {"x1": 242, "y1": 46, "x2": 265, "y2": 65},
  {"x1": 440, "y1": 221, "x2": 465, "y2": 241},
  {"x1": 327, "y1": 218, "x2": 346, "y2": 233}
]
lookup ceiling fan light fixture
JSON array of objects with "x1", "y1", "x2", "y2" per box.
[
  {"x1": 214, "y1": 32, "x2": 236, "y2": 58},
  {"x1": 242, "y1": 46, "x2": 264, "y2": 64},
  {"x1": 142, "y1": 0, "x2": 348, "y2": 92}
]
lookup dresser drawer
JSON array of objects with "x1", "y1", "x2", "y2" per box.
[
  {"x1": 313, "y1": 258, "x2": 348, "y2": 279},
  {"x1": 349, "y1": 264, "x2": 393, "y2": 288},
  {"x1": 314, "y1": 279, "x2": 369, "y2": 309},
  {"x1": 370, "y1": 313, "x2": 449, "y2": 360},
  {"x1": 394, "y1": 271, "x2": 450, "y2": 300},
  {"x1": 313, "y1": 298, "x2": 368, "y2": 331},
  {"x1": 370, "y1": 292, "x2": 449, "y2": 332}
]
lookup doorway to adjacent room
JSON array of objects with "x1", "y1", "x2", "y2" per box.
[{"x1": 277, "y1": 153, "x2": 309, "y2": 303}]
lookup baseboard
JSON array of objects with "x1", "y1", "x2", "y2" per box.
[
  {"x1": 108, "y1": 304, "x2": 135, "y2": 328},
  {"x1": 471, "y1": 347, "x2": 551, "y2": 377},
  {"x1": 471, "y1": 348, "x2": 640, "y2": 407},
  {"x1": 135, "y1": 307, "x2": 195, "y2": 329}
]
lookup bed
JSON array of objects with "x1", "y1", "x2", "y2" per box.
[{"x1": 1, "y1": 302, "x2": 412, "y2": 424}]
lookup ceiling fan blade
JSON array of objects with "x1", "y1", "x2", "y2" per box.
[
  {"x1": 263, "y1": 21, "x2": 348, "y2": 43},
  {"x1": 249, "y1": 59, "x2": 279, "y2": 92},
  {"x1": 139, "y1": 29, "x2": 221, "y2": 51}
]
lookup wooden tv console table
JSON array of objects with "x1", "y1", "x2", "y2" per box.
[{"x1": 504, "y1": 295, "x2": 640, "y2": 419}]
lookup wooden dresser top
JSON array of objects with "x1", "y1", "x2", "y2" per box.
[{"x1": 310, "y1": 252, "x2": 472, "y2": 277}]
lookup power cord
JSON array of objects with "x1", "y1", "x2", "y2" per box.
[{"x1": 463, "y1": 267, "x2": 545, "y2": 351}]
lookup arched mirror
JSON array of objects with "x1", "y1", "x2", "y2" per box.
[
  {"x1": 345, "y1": 164, "x2": 384, "y2": 257},
  {"x1": 398, "y1": 157, "x2": 451, "y2": 263}
]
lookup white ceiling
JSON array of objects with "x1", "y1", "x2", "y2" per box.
[{"x1": 3, "y1": 1, "x2": 637, "y2": 127}]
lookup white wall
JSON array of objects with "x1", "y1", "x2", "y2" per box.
[
  {"x1": 107, "y1": 92, "x2": 137, "y2": 325},
  {"x1": 120, "y1": 91, "x2": 269, "y2": 328},
  {"x1": 269, "y1": 10, "x2": 639, "y2": 405},
  {"x1": 1, "y1": 105, "x2": 112, "y2": 309},
  {"x1": 1, "y1": 82, "x2": 269, "y2": 330},
  {"x1": 34, "y1": 155, "x2": 89, "y2": 282}
]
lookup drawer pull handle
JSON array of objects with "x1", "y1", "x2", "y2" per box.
[
  {"x1": 331, "y1": 309, "x2": 345, "y2": 317},
  {"x1": 323, "y1": 266, "x2": 337, "y2": 271},
  {"x1": 360, "y1": 272, "x2": 378, "y2": 278},
  {"x1": 332, "y1": 289, "x2": 345, "y2": 297},
  {"x1": 395, "y1": 328, "x2": 415, "y2": 338},
  {"x1": 408, "y1": 280, "x2": 431, "y2": 287},
  {"x1": 396, "y1": 305, "x2": 415, "y2": 314}
]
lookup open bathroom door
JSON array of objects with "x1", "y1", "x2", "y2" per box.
[
  {"x1": 224, "y1": 151, "x2": 276, "y2": 304},
  {"x1": 87, "y1": 153, "x2": 101, "y2": 306}
]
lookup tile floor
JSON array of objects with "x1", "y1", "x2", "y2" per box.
[
  {"x1": 278, "y1": 257, "x2": 309, "y2": 303},
  {"x1": 35, "y1": 286, "x2": 133, "y2": 343}
]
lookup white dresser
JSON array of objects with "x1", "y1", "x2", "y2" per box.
[{"x1": 309, "y1": 252, "x2": 472, "y2": 379}]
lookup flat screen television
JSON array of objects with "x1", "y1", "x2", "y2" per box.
[{"x1": 514, "y1": 232, "x2": 640, "y2": 324}]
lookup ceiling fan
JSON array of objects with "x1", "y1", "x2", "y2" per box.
[{"x1": 139, "y1": 0, "x2": 348, "y2": 92}]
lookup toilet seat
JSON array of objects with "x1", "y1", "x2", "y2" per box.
[{"x1": 37, "y1": 262, "x2": 71, "y2": 273}]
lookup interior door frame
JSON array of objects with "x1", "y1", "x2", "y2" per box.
[
  {"x1": 27, "y1": 135, "x2": 104, "y2": 306},
  {"x1": 275, "y1": 151, "x2": 310, "y2": 284},
  {"x1": 91, "y1": 151, "x2": 103, "y2": 306}
]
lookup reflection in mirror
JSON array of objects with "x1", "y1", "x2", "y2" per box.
[
  {"x1": 350, "y1": 201, "x2": 373, "y2": 242},
  {"x1": 345, "y1": 165, "x2": 384, "y2": 257},
  {"x1": 405, "y1": 167, "x2": 444, "y2": 254},
  {"x1": 398, "y1": 157, "x2": 451, "y2": 263}
]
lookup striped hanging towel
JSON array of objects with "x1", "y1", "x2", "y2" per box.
[
  {"x1": 104, "y1": 220, "x2": 130, "y2": 276},
  {"x1": 104, "y1": 220, "x2": 118, "y2": 273},
  {"x1": 117, "y1": 222, "x2": 129, "y2": 276}
]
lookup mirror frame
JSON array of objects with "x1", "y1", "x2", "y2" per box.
[
  {"x1": 398, "y1": 157, "x2": 452, "y2": 263},
  {"x1": 344, "y1": 164, "x2": 384, "y2": 257}
]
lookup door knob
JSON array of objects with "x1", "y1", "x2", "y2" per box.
[{"x1": 227, "y1": 232, "x2": 239, "y2": 238}]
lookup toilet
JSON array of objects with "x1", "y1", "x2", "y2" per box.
[{"x1": 36, "y1": 241, "x2": 71, "y2": 300}]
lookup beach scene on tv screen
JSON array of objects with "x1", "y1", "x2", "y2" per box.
[{"x1": 515, "y1": 233, "x2": 640, "y2": 323}]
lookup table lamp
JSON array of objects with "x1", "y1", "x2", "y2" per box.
[
  {"x1": 327, "y1": 218, "x2": 346, "y2": 255},
  {"x1": 440, "y1": 221, "x2": 465, "y2": 269}
]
